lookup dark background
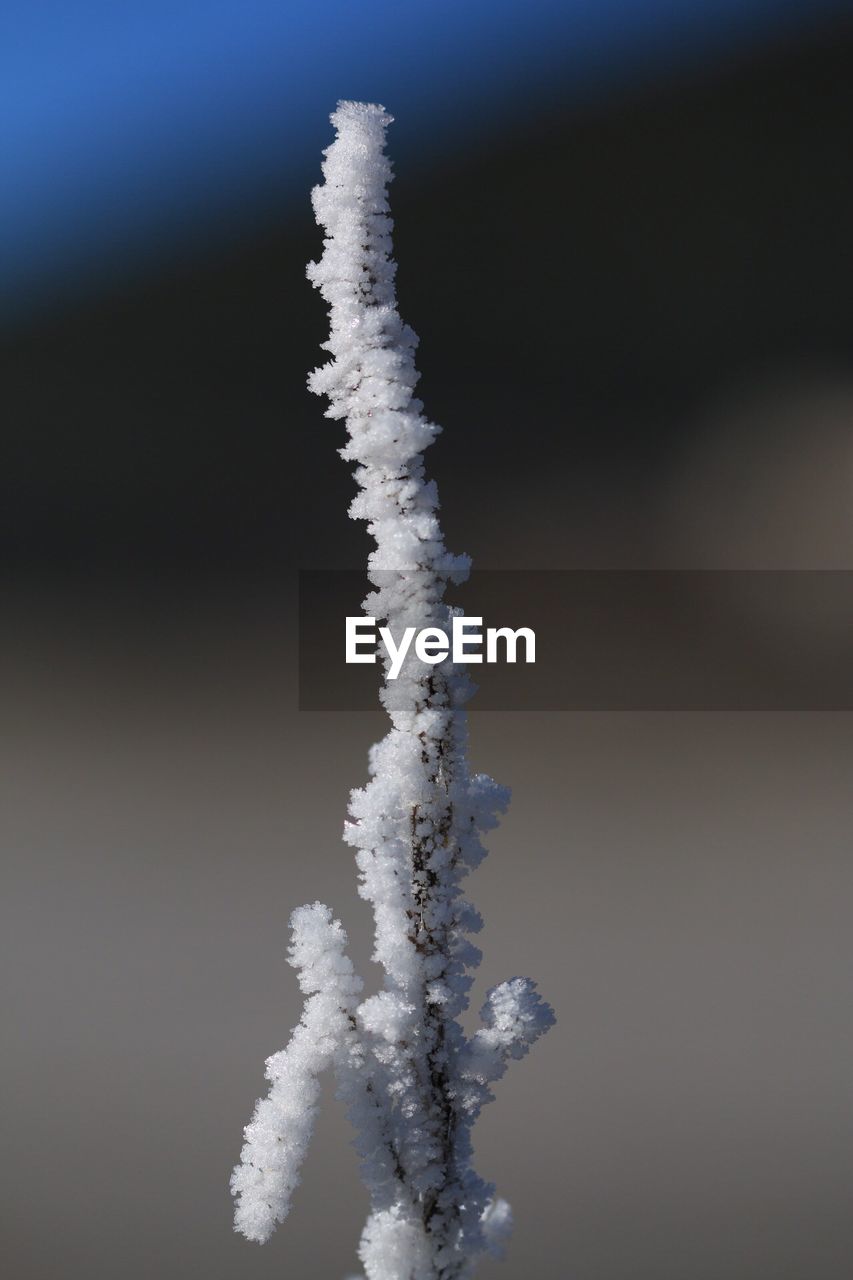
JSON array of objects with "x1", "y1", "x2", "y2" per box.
[
  {"x1": 2, "y1": 6, "x2": 853, "y2": 1279},
  {"x1": 4, "y1": 13, "x2": 853, "y2": 579}
]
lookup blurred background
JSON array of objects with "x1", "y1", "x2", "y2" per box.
[{"x1": 2, "y1": 2, "x2": 852, "y2": 1278}]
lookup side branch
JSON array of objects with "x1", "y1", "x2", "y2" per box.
[
  {"x1": 231, "y1": 903, "x2": 363, "y2": 1242},
  {"x1": 456, "y1": 979, "x2": 555, "y2": 1119}
]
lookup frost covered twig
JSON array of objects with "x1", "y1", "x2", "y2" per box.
[
  {"x1": 231, "y1": 904, "x2": 362, "y2": 1241},
  {"x1": 231, "y1": 101, "x2": 554, "y2": 1280}
]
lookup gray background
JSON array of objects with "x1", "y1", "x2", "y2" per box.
[{"x1": 3, "y1": 586, "x2": 852, "y2": 1280}]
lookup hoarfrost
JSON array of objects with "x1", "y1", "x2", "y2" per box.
[{"x1": 231, "y1": 101, "x2": 554, "y2": 1279}]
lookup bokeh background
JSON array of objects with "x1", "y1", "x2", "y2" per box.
[{"x1": 3, "y1": 3, "x2": 853, "y2": 1278}]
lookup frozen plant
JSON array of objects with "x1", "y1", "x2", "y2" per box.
[{"x1": 231, "y1": 101, "x2": 554, "y2": 1279}]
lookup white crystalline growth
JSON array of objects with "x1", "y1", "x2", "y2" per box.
[
  {"x1": 231, "y1": 101, "x2": 554, "y2": 1279},
  {"x1": 230, "y1": 904, "x2": 362, "y2": 1243}
]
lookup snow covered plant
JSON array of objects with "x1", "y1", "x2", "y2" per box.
[{"x1": 231, "y1": 101, "x2": 554, "y2": 1280}]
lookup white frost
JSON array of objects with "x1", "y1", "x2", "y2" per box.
[
  {"x1": 231, "y1": 904, "x2": 362, "y2": 1243},
  {"x1": 231, "y1": 101, "x2": 554, "y2": 1279}
]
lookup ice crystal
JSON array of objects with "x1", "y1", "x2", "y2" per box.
[{"x1": 231, "y1": 101, "x2": 554, "y2": 1279}]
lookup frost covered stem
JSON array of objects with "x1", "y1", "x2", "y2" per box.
[{"x1": 231, "y1": 102, "x2": 553, "y2": 1280}]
